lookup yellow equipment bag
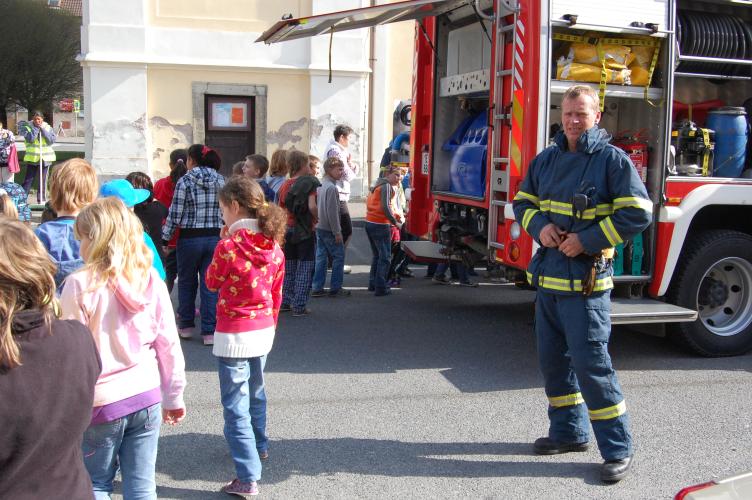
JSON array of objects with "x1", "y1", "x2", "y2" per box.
[
  {"x1": 630, "y1": 45, "x2": 656, "y2": 68},
  {"x1": 556, "y1": 59, "x2": 631, "y2": 85},
  {"x1": 629, "y1": 65, "x2": 650, "y2": 86},
  {"x1": 569, "y1": 43, "x2": 635, "y2": 70}
]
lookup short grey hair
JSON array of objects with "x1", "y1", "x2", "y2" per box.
[{"x1": 562, "y1": 85, "x2": 599, "y2": 112}]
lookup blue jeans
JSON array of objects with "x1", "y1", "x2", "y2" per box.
[
  {"x1": 218, "y1": 356, "x2": 268, "y2": 482},
  {"x1": 82, "y1": 403, "x2": 161, "y2": 500},
  {"x1": 435, "y1": 261, "x2": 469, "y2": 283},
  {"x1": 312, "y1": 229, "x2": 345, "y2": 293},
  {"x1": 365, "y1": 222, "x2": 392, "y2": 293},
  {"x1": 176, "y1": 235, "x2": 219, "y2": 335}
]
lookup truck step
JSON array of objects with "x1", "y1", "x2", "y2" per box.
[
  {"x1": 610, "y1": 298, "x2": 697, "y2": 325},
  {"x1": 401, "y1": 241, "x2": 461, "y2": 264}
]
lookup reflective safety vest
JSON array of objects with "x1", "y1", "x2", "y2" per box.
[{"x1": 23, "y1": 126, "x2": 56, "y2": 163}]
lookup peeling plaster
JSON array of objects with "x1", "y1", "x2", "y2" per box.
[
  {"x1": 310, "y1": 113, "x2": 330, "y2": 142},
  {"x1": 266, "y1": 118, "x2": 307, "y2": 149},
  {"x1": 310, "y1": 114, "x2": 362, "y2": 164},
  {"x1": 149, "y1": 116, "x2": 194, "y2": 177},
  {"x1": 91, "y1": 115, "x2": 149, "y2": 175}
]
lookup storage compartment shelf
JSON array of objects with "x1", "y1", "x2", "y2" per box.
[
  {"x1": 550, "y1": 80, "x2": 663, "y2": 99},
  {"x1": 439, "y1": 69, "x2": 490, "y2": 97}
]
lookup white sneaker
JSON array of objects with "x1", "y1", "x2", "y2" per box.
[
  {"x1": 203, "y1": 335, "x2": 214, "y2": 346},
  {"x1": 343, "y1": 265, "x2": 352, "y2": 274},
  {"x1": 178, "y1": 327, "x2": 193, "y2": 339}
]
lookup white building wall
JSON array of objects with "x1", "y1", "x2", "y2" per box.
[
  {"x1": 87, "y1": 66, "x2": 150, "y2": 176},
  {"x1": 82, "y1": 0, "x2": 150, "y2": 177},
  {"x1": 81, "y1": 0, "x2": 377, "y2": 188}
]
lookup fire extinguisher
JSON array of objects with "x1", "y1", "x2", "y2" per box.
[{"x1": 613, "y1": 129, "x2": 649, "y2": 184}]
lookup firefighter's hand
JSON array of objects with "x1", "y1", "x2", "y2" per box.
[
  {"x1": 540, "y1": 223, "x2": 566, "y2": 248},
  {"x1": 559, "y1": 232, "x2": 585, "y2": 257}
]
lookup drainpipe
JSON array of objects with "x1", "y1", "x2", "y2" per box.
[{"x1": 366, "y1": 0, "x2": 376, "y2": 193}]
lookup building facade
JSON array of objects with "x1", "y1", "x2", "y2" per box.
[{"x1": 80, "y1": 0, "x2": 413, "y2": 196}]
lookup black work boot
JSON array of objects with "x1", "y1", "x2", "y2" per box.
[
  {"x1": 533, "y1": 437, "x2": 589, "y2": 455},
  {"x1": 601, "y1": 455, "x2": 634, "y2": 482}
]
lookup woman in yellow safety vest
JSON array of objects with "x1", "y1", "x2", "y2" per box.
[{"x1": 20, "y1": 111, "x2": 56, "y2": 203}]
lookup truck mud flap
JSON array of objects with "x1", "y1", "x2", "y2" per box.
[{"x1": 610, "y1": 298, "x2": 697, "y2": 325}]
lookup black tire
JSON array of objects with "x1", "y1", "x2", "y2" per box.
[{"x1": 667, "y1": 230, "x2": 752, "y2": 357}]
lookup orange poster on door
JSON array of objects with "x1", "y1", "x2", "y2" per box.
[{"x1": 232, "y1": 107, "x2": 245, "y2": 124}]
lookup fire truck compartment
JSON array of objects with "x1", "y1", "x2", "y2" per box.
[
  {"x1": 610, "y1": 298, "x2": 697, "y2": 325},
  {"x1": 442, "y1": 111, "x2": 488, "y2": 198},
  {"x1": 431, "y1": 11, "x2": 491, "y2": 200}
]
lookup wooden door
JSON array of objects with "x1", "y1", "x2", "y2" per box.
[{"x1": 204, "y1": 95, "x2": 255, "y2": 177}]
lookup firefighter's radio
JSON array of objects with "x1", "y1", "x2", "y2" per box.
[{"x1": 671, "y1": 120, "x2": 715, "y2": 177}]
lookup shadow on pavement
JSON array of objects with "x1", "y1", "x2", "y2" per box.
[{"x1": 157, "y1": 432, "x2": 611, "y2": 486}]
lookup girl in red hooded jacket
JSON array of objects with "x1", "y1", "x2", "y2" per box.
[{"x1": 205, "y1": 176, "x2": 286, "y2": 497}]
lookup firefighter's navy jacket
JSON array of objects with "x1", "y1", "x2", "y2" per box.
[{"x1": 512, "y1": 126, "x2": 652, "y2": 295}]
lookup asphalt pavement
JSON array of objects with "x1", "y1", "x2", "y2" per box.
[{"x1": 118, "y1": 216, "x2": 752, "y2": 499}]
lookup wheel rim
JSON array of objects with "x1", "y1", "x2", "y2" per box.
[{"x1": 696, "y1": 257, "x2": 752, "y2": 337}]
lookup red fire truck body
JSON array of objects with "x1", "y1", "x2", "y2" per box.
[{"x1": 259, "y1": 0, "x2": 752, "y2": 356}]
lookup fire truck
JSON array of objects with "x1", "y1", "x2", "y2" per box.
[{"x1": 259, "y1": 0, "x2": 752, "y2": 357}]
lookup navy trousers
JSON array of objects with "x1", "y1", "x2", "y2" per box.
[{"x1": 535, "y1": 290, "x2": 633, "y2": 461}]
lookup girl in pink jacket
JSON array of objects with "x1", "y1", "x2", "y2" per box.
[
  {"x1": 206, "y1": 176, "x2": 286, "y2": 497},
  {"x1": 60, "y1": 197, "x2": 187, "y2": 500}
]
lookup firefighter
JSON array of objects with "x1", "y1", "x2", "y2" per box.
[
  {"x1": 20, "y1": 111, "x2": 56, "y2": 204},
  {"x1": 512, "y1": 85, "x2": 652, "y2": 482}
]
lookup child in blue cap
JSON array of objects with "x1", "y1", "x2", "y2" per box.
[{"x1": 100, "y1": 178, "x2": 166, "y2": 280}]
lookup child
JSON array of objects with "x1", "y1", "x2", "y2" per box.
[
  {"x1": 232, "y1": 161, "x2": 246, "y2": 176},
  {"x1": 308, "y1": 154, "x2": 321, "y2": 178},
  {"x1": 0, "y1": 121, "x2": 16, "y2": 183},
  {"x1": 0, "y1": 181, "x2": 30, "y2": 222},
  {"x1": 60, "y1": 197, "x2": 186, "y2": 500},
  {"x1": 126, "y1": 171, "x2": 169, "y2": 265},
  {"x1": 0, "y1": 190, "x2": 18, "y2": 219},
  {"x1": 162, "y1": 144, "x2": 225, "y2": 345},
  {"x1": 311, "y1": 157, "x2": 350, "y2": 297},
  {"x1": 205, "y1": 176, "x2": 286, "y2": 497},
  {"x1": 0, "y1": 219, "x2": 101, "y2": 500},
  {"x1": 34, "y1": 158, "x2": 98, "y2": 292},
  {"x1": 365, "y1": 165, "x2": 404, "y2": 296},
  {"x1": 154, "y1": 148, "x2": 188, "y2": 292},
  {"x1": 242, "y1": 154, "x2": 275, "y2": 202},
  {"x1": 100, "y1": 178, "x2": 167, "y2": 280},
  {"x1": 266, "y1": 149, "x2": 288, "y2": 202},
  {"x1": 278, "y1": 150, "x2": 320, "y2": 316}
]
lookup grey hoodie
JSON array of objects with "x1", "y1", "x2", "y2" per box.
[{"x1": 316, "y1": 175, "x2": 342, "y2": 236}]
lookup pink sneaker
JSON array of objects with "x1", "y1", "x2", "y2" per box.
[
  {"x1": 203, "y1": 334, "x2": 214, "y2": 346},
  {"x1": 178, "y1": 327, "x2": 193, "y2": 339},
  {"x1": 221, "y1": 478, "x2": 258, "y2": 497}
]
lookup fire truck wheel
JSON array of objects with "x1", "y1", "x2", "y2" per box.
[{"x1": 667, "y1": 230, "x2": 752, "y2": 357}]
